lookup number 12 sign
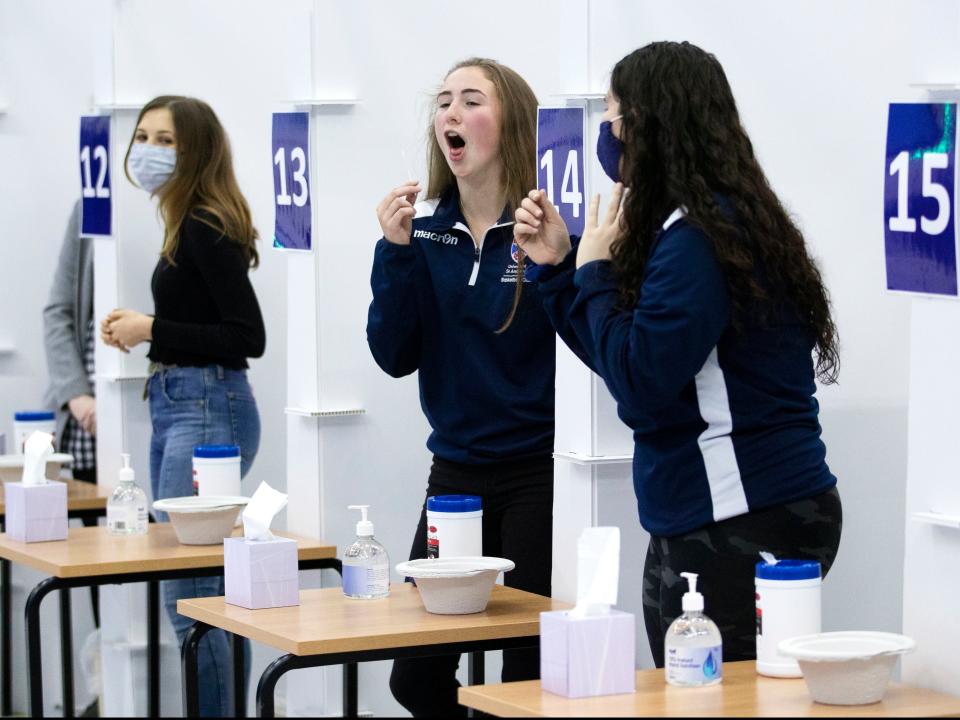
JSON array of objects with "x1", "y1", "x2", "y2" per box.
[
  {"x1": 79, "y1": 115, "x2": 111, "y2": 236},
  {"x1": 272, "y1": 112, "x2": 312, "y2": 251},
  {"x1": 884, "y1": 103, "x2": 958, "y2": 296},
  {"x1": 537, "y1": 107, "x2": 585, "y2": 238}
]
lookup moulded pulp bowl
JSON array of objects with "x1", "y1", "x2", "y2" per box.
[
  {"x1": 778, "y1": 631, "x2": 916, "y2": 705},
  {"x1": 395, "y1": 557, "x2": 516, "y2": 615},
  {"x1": 152, "y1": 496, "x2": 249, "y2": 545},
  {"x1": 0, "y1": 453, "x2": 73, "y2": 483}
]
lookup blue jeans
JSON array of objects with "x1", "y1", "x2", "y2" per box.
[{"x1": 148, "y1": 365, "x2": 260, "y2": 717}]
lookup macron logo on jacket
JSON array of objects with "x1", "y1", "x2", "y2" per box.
[{"x1": 412, "y1": 229, "x2": 459, "y2": 245}]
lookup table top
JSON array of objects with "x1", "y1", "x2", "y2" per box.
[
  {"x1": 457, "y1": 660, "x2": 960, "y2": 717},
  {"x1": 177, "y1": 584, "x2": 568, "y2": 656},
  {"x1": 0, "y1": 478, "x2": 110, "y2": 515},
  {"x1": 0, "y1": 524, "x2": 336, "y2": 578}
]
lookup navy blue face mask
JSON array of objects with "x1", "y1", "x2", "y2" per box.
[{"x1": 597, "y1": 115, "x2": 624, "y2": 183}]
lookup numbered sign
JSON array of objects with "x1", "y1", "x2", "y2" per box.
[
  {"x1": 537, "y1": 107, "x2": 585, "y2": 237},
  {"x1": 272, "y1": 112, "x2": 312, "y2": 250},
  {"x1": 79, "y1": 115, "x2": 111, "y2": 236},
  {"x1": 884, "y1": 103, "x2": 958, "y2": 296}
]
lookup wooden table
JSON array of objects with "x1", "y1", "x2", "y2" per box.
[
  {"x1": 457, "y1": 659, "x2": 960, "y2": 717},
  {"x1": 0, "y1": 479, "x2": 110, "y2": 717},
  {"x1": 178, "y1": 583, "x2": 568, "y2": 717},
  {"x1": 0, "y1": 524, "x2": 337, "y2": 718}
]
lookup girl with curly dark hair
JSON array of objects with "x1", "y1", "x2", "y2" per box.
[{"x1": 515, "y1": 41, "x2": 842, "y2": 670}]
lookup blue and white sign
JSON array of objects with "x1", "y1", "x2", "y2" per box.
[
  {"x1": 537, "y1": 107, "x2": 585, "y2": 237},
  {"x1": 884, "y1": 103, "x2": 958, "y2": 296},
  {"x1": 272, "y1": 112, "x2": 311, "y2": 251},
  {"x1": 79, "y1": 115, "x2": 111, "y2": 236}
]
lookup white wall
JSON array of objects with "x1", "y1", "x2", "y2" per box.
[{"x1": 1, "y1": 0, "x2": 947, "y2": 715}]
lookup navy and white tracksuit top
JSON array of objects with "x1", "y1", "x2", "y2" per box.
[
  {"x1": 539, "y1": 209, "x2": 837, "y2": 537},
  {"x1": 367, "y1": 185, "x2": 557, "y2": 465}
]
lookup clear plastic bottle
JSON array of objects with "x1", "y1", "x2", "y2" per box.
[
  {"x1": 665, "y1": 572, "x2": 723, "y2": 687},
  {"x1": 107, "y1": 454, "x2": 148, "y2": 535},
  {"x1": 342, "y1": 505, "x2": 390, "y2": 599}
]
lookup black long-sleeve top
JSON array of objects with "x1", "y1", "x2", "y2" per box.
[{"x1": 149, "y1": 213, "x2": 265, "y2": 369}]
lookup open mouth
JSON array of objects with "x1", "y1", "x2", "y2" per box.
[{"x1": 445, "y1": 131, "x2": 466, "y2": 150}]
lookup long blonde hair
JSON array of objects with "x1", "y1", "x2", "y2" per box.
[
  {"x1": 124, "y1": 96, "x2": 259, "y2": 268},
  {"x1": 425, "y1": 59, "x2": 538, "y2": 331}
]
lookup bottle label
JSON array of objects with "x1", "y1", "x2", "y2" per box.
[
  {"x1": 755, "y1": 590, "x2": 763, "y2": 635},
  {"x1": 666, "y1": 645, "x2": 723, "y2": 684},
  {"x1": 343, "y1": 563, "x2": 389, "y2": 596},
  {"x1": 107, "y1": 504, "x2": 147, "y2": 533},
  {"x1": 427, "y1": 524, "x2": 439, "y2": 559}
]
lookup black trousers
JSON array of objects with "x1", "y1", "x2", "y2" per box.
[
  {"x1": 642, "y1": 486, "x2": 842, "y2": 667},
  {"x1": 389, "y1": 455, "x2": 553, "y2": 718}
]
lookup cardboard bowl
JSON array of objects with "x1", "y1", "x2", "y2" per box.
[
  {"x1": 0, "y1": 453, "x2": 73, "y2": 483},
  {"x1": 152, "y1": 496, "x2": 249, "y2": 545},
  {"x1": 778, "y1": 631, "x2": 916, "y2": 705},
  {"x1": 395, "y1": 557, "x2": 515, "y2": 614}
]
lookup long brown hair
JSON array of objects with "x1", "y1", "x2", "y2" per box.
[
  {"x1": 425, "y1": 58, "x2": 537, "y2": 332},
  {"x1": 124, "y1": 95, "x2": 259, "y2": 268},
  {"x1": 610, "y1": 42, "x2": 839, "y2": 383}
]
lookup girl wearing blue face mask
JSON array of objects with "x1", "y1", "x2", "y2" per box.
[
  {"x1": 515, "y1": 42, "x2": 842, "y2": 668},
  {"x1": 100, "y1": 95, "x2": 264, "y2": 717}
]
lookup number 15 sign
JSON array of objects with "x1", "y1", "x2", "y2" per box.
[{"x1": 884, "y1": 103, "x2": 958, "y2": 296}]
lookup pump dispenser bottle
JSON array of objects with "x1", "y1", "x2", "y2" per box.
[
  {"x1": 664, "y1": 572, "x2": 723, "y2": 687},
  {"x1": 107, "y1": 454, "x2": 148, "y2": 535},
  {"x1": 342, "y1": 505, "x2": 390, "y2": 599}
]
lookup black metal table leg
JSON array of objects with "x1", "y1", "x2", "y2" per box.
[
  {"x1": 147, "y1": 580, "x2": 160, "y2": 718},
  {"x1": 343, "y1": 662, "x2": 358, "y2": 717},
  {"x1": 1, "y1": 555, "x2": 11, "y2": 717},
  {"x1": 468, "y1": 651, "x2": 485, "y2": 685},
  {"x1": 181, "y1": 621, "x2": 213, "y2": 718},
  {"x1": 60, "y1": 588, "x2": 75, "y2": 718},
  {"x1": 256, "y1": 654, "x2": 302, "y2": 718},
  {"x1": 26, "y1": 576, "x2": 61, "y2": 717},
  {"x1": 232, "y1": 633, "x2": 246, "y2": 718}
]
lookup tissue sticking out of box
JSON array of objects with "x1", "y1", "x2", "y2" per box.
[
  {"x1": 21, "y1": 432, "x2": 54, "y2": 486},
  {"x1": 570, "y1": 526, "x2": 620, "y2": 618},
  {"x1": 242, "y1": 482, "x2": 287, "y2": 541}
]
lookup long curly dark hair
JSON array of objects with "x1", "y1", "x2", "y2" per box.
[{"x1": 610, "y1": 42, "x2": 839, "y2": 383}]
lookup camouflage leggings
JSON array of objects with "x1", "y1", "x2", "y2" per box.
[{"x1": 642, "y1": 486, "x2": 842, "y2": 667}]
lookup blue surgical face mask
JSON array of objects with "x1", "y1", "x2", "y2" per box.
[
  {"x1": 127, "y1": 143, "x2": 177, "y2": 193},
  {"x1": 597, "y1": 115, "x2": 624, "y2": 183}
]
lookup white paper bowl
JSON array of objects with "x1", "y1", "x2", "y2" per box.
[
  {"x1": 0, "y1": 453, "x2": 73, "y2": 483},
  {"x1": 152, "y1": 496, "x2": 249, "y2": 545},
  {"x1": 778, "y1": 631, "x2": 916, "y2": 705},
  {"x1": 395, "y1": 557, "x2": 515, "y2": 615}
]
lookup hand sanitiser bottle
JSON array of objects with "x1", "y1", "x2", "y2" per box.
[
  {"x1": 107, "y1": 454, "x2": 148, "y2": 535},
  {"x1": 343, "y1": 505, "x2": 390, "y2": 599},
  {"x1": 665, "y1": 572, "x2": 723, "y2": 687}
]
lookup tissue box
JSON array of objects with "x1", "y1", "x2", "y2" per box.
[
  {"x1": 4, "y1": 481, "x2": 68, "y2": 542},
  {"x1": 540, "y1": 609, "x2": 636, "y2": 698},
  {"x1": 224, "y1": 537, "x2": 299, "y2": 609}
]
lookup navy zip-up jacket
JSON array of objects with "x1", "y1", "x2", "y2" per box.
[
  {"x1": 540, "y1": 210, "x2": 837, "y2": 537},
  {"x1": 367, "y1": 186, "x2": 557, "y2": 464}
]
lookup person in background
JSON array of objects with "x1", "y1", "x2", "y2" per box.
[
  {"x1": 100, "y1": 95, "x2": 264, "y2": 717},
  {"x1": 515, "y1": 41, "x2": 843, "y2": 666},
  {"x1": 368, "y1": 58, "x2": 556, "y2": 717}
]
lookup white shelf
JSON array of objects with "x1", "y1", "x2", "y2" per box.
[
  {"x1": 96, "y1": 374, "x2": 150, "y2": 382},
  {"x1": 912, "y1": 511, "x2": 960, "y2": 529},
  {"x1": 285, "y1": 98, "x2": 361, "y2": 107},
  {"x1": 553, "y1": 450, "x2": 632, "y2": 466},
  {"x1": 908, "y1": 83, "x2": 960, "y2": 91},
  {"x1": 284, "y1": 407, "x2": 365, "y2": 418},
  {"x1": 0, "y1": 345, "x2": 15, "y2": 355},
  {"x1": 92, "y1": 102, "x2": 146, "y2": 112}
]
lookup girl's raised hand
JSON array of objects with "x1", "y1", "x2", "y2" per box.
[
  {"x1": 576, "y1": 183, "x2": 625, "y2": 268},
  {"x1": 513, "y1": 189, "x2": 571, "y2": 266},
  {"x1": 376, "y1": 182, "x2": 421, "y2": 245}
]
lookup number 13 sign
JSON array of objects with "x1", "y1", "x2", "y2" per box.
[
  {"x1": 537, "y1": 107, "x2": 585, "y2": 237},
  {"x1": 884, "y1": 103, "x2": 958, "y2": 296},
  {"x1": 272, "y1": 112, "x2": 312, "y2": 251}
]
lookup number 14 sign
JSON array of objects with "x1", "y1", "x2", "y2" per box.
[
  {"x1": 884, "y1": 103, "x2": 958, "y2": 296},
  {"x1": 537, "y1": 107, "x2": 585, "y2": 237}
]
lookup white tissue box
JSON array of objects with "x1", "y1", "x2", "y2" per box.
[
  {"x1": 224, "y1": 537, "x2": 299, "y2": 609},
  {"x1": 540, "y1": 609, "x2": 636, "y2": 698},
  {"x1": 4, "y1": 481, "x2": 68, "y2": 543}
]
